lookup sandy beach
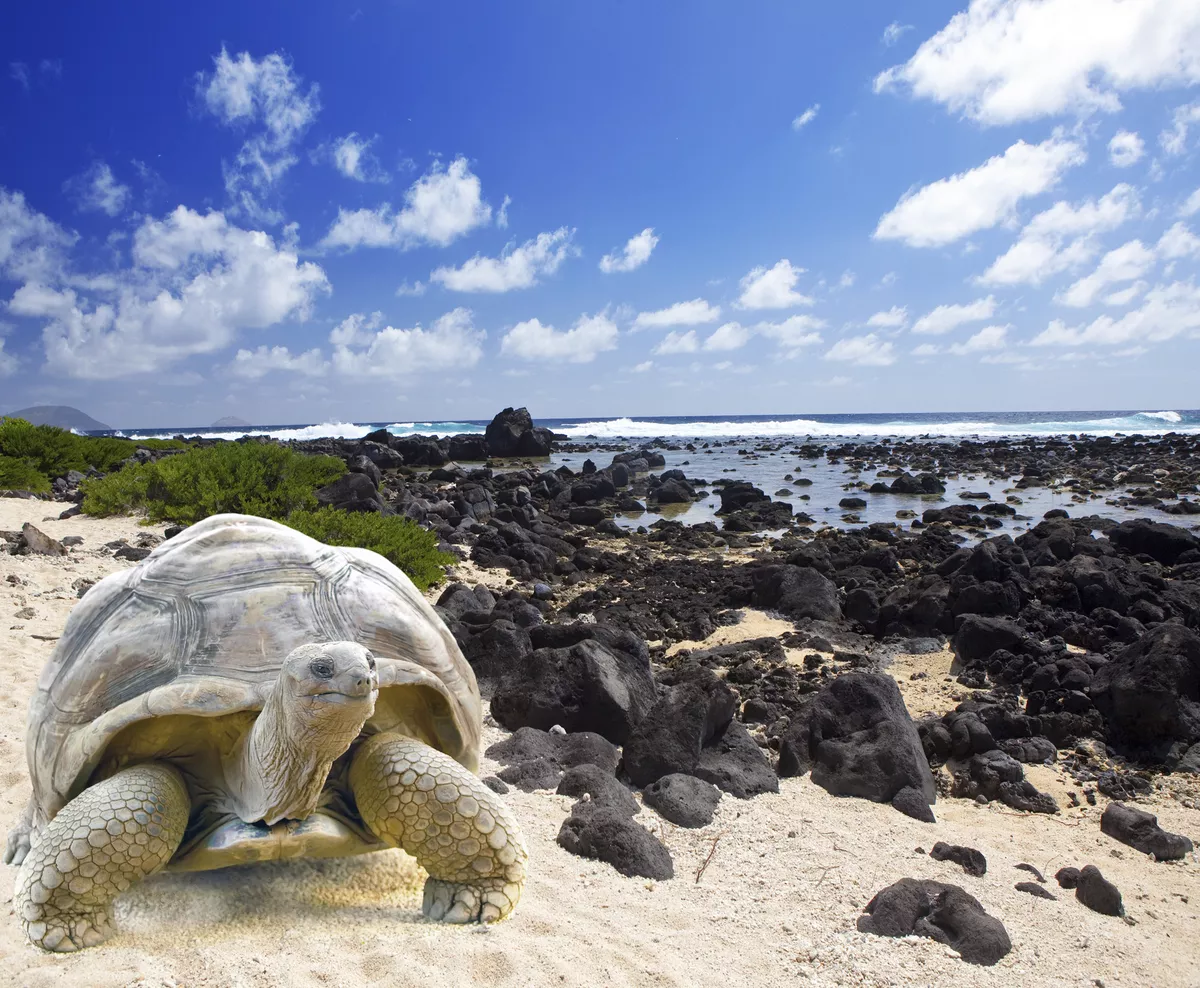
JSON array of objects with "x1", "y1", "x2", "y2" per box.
[{"x1": 2, "y1": 497, "x2": 1198, "y2": 988}]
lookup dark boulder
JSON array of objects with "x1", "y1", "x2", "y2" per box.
[
  {"x1": 930, "y1": 842, "x2": 987, "y2": 877},
  {"x1": 957, "y1": 750, "x2": 1058, "y2": 814},
  {"x1": 485, "y1": 726, "x2": 621, "y2": 775},
  {"x1": 556, "y1": 764, "x2": 640, "y2": 818},
  {"x1": 954, "y1": 614, "x2": 1026, "y2": 664},
  {"x1": 690, "y1": 719, "x2": 778, "y2": 798},
  {"x1": 622, "y1": 670, "x2": 736, "y2": 786},
  {"x1": 485, "y1": 406, "x2": 554, "y2": 458},
  {"x1": 642, "y1": 774, "x2": 722, "y2": 828},
  {"x1": 1074, "y1": 865, "x2": 1123, "y2": 916},
  {"x1": 448, "y1": 434, "x2": 490, "y2": 461},
  {"x1": 778, "y1": 673, "x2": 935, "y2": 815},
  {"x1": 490, "y1": 640, "x2": 657, "y2": 744},
  {"x1": 1091, "y1": 623, "x2": 1200, "y2": 750},
  {"x1": 857, "y1": 879, "x2": 1012, "y2": 966},
  {"x1": 1107, "y1": 519, "x2": 1200, "y2": 565},
  {"x1": 1100, "y1": 802, "x2": 1194, "y2": 861},
  {"x1": 557, "y1": 809, "x2": 674, "y2": 880},
  {"x1": 751, "y1": 565, "x2": 841, "y2": 622},
  {"x1": 315, "y1": 471, "x2": 386, "y2": 513}
]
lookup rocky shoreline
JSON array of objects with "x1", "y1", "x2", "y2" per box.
[{"x1": 4, "y1": 405, "x2": 1199, "y2": 977}]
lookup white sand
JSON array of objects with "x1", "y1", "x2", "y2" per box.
[{"x1": 1, "y1": 498, "x2": 1198, "y2": 988}]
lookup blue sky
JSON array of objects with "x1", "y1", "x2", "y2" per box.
[{"x1": 1, "y1": 0, "x2": 1199, "y2": 428}]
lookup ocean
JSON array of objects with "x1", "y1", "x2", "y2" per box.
[{"x1": 106, "y1": 409, "x2": 1200, "y2": 443}]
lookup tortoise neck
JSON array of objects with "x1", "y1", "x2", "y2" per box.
[{"x1": 228, "y1": 678, "x2": 373, "y2": 825}]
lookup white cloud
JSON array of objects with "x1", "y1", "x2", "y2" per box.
[
  {"x1": 1102, "y1": 282, "x2": 1147, "y2": 307},
  {"x1": 1108, "y1": 130, "x2": 1145, "y2": 167},
  {"x1": 874, "y1": 134, "x2": 1085, "y2": 247},
  {"x1": 0, "y1": 326, "x2": 16, "y2": 376},
  {"x1": 792, "y1": 104, "x2": 820, "y2": 130},
  {"x1": 824, "y1": 333, "x2": 896, "y2": 366},
  {"x1": 331, "y1": 307, "x2": 484, "y2": 375},
  {"x1": 430, "y1": 227, "x2": 575, "y2": 293},
  {"x1": 1160, "y1": 101, "x2": 1200, "y2": 155},
  {"x1": 633, "y1": 298, "x2": 721, "y2": 329},
  {"x1": 1182, "y1": 188, "x2": 1200, "y2": 217},
  {"x1": 501, "y1": 312, "x2": 619, "y2": 363},
  {"x1": 838, "y1": 270, "x2": 856, "y2": 289},
  {"x1": 8, "y1": 206, "x2": 329, "y2": 379},
  {"x1": 64, "y1": 162, "x2": 130, "y2": 217},
  {"x1": 875, "y1": 0, "x2": 1200, "y2": 126},
  {"x1": 394, "y1": 280, "x2": 426, "y2": 297},
  {"x1": 330, "y1": 133, "x2": 388, "y2": 183},
  {"x1": 0, "y1": 188, "x2": 75, "y2": 282},
  {"x1": 1029, "y1": 280, "x2": 1200, "y2": 347},
  {"x1": 757, "y1": 314, "x2": 825, "y2": 356},
  {"x1": 866, "y1": 305, "x2": 908, "y2": 328},
  {"x1": 231, "y1": 344, "x2": 328, "y2": 378},
  {"x1": 977, "y1": 183, "x2": 1138, "y2": 285},
  {"x1": 912, "y1": 343, "x2": 941, "y2": 357},
  {"x1": 1056, "y1": 240, "x2": 1157, "y2": 307},
  {"x1": 653, "y1": 330, "x2": 699, "y2": 355},
  {"x1": 949, "y1": 324, "x2": 1008, "y2": 354},
  {"x1": 321, "y1": 157, "x2": 492, "y2": 250},
  {"x1": 599, "y1": 227, "x2": 658, "y2": 273},
  {"x1": 912, "y1": 295, "x2": 996, "y2": 335},
  {"x1": 1158, "y1": 221, "x2": 1200, "y2": 260},
  {"x1": 737, "y1": 259, "x2": 812, "y2": 309},
  {"x1": 703, "y1": 321, "x2": 752, "y2": 351},
  {"x1": 882, "y1": 22, "x2": 913, "y2": 46},
  {"x1": 197, "y1": 47, "x2": 320, "y2": 222},
  {"x1": 632, "y1": 360, "x2": 653, "y2": 373},
  {"x1": 10, "y1": 62, "x2": 29, "y2": 90},
  {"x1": 497, "y1": 195, "x2": 511, "y2": 229}
]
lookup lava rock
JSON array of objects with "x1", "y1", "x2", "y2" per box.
[
  {"x1": 1015, "y1": 882, "x2": 1056, "y2": 900},
  {"x1": 1107, "y1": 519, "x2": 1200, "y2": 565},
  {"x1": 750, "y1": 565, "x2": 841, "y2": 622},
  {"x1": 486, "y1": 726, "x2": 621, "y2": 774},
  {"x1": 690, "y1": 718, "x2": 779, "y2": 798},
  {"x1": 857, "y1": 879, "x2": 1012, "y2": 966},
  {"x1": 643, "y1": 774, "x2": 723, "y2": 828},
  {"x1": 18, "y1": 523, "x2": 66, "y2": 556},
  {"x1": 557, "y1": 808, "x2": 674, "y2": 880},
  {"x1": 954, "y1": 614, "x2": 1026, "y2": 664},
  {"x1": 315, "y1": 471, "x2": 386, "y2": 513},
  {"x1": 490, "y1": 640, "x2": 656, "y2": 744},
  {"x1": 557, "y1": 764, "x2": 640, "y2": 817},
  {"x1": 930, "y1": 842, "x2": 987, "y2": 877},
  {"x1": 892, "y1": 786, "x2": 937, "y2": 823},
  {"x1": 497, "y1": 756, "x2": 563, "y2": 791},
  {"x1": 1100, "y1": 802, "x2": 1195, "y2": 861},
  {"x1": 1054, "y1": 867, "x2": 1081, "y2": 889},
  {"x1": 1074, "y1": 865, "x2": 1124, "y2": 916},
  {"x1": 778, "y1": 673, "x2": 935, "y2": 815}
]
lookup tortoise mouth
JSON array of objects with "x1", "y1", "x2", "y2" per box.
[{"x1": 307, "y1": 687, "x2": 377, "y2": 702}]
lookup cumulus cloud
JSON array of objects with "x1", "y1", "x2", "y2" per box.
[
  {"x1": 865, "y1": 305, "x2": 908, "y2": 328},
  {"x1": 825, "y1": 333, "x2": 896, "y2": 366},
  {"x1": 977, "y1": 183, "x2": 1138, "y2": 285},
  {"x1": 394, "y1": 280, "x2": 426, "y2": 297},
  {"x1": 633, "y1": 298, "x2": 721, "y2": 329},
  {"x1": 197, "y1": 46, "x2": 320, "y2": 222},
  {"x1": 501, "y1": 312, "x2": 619, "y2": 363},
  {"x1": 653, "y1": 330, "x2": 699, "y2": 355},
  {"x1": 331, "y1": 307, "x2": 485, "y2": 375},
  {"x1": 1183, "y1": 188, "x2": 1200, "y2": 217},
  {"x1": 948, "y1": 324, "x2": 1008, "y2": 354},
  {"x1": 0, "y1": 326, "x2": 16, "y2": 376},
  {"x1": 1056, "y1": 240, "x2": 1157, "y2": 307},
  {"x1": 1160, "y1": 101, "x2": 1200, "y2": 155},
  {"x1": 321, "y1": 157, "x2": 492, "y2": 250},
  {"x1": 0, "y1": 188, "x2": 76, "y2": 282},
  {"x1": 758, "y1": 315, "x2": 825, "y2": 357},
  {"x1": 874, "y1": 134, "x2": 1085, "y2": 247},
  {"x1": 8, "y1": 205, "x2": 329, "y2": 379},
  {"x1": 1158, "y1": 221, "x2": 1200, "y2": 260},
  {"x1": 430, "y1": 227, "x2": 575, "y2": 292},
  {"x1": 1029, "y1": 280, "x2": 1200, "y2": 347},
  {"x1": 736, "y1": 259, "x2": 812, "y2": 309},
  {"x1": 912, "y1": 296, "x2": 996, "y2": 335},
  {"x1": 875, "y1": 0, "x2": 1200, "y2": 126},
  {"x1": 703, "y1": 321, "x2": 752, "y2": 351},
  {"x1": 64, "y1": 162, "x2": 131, "y2": 217},
  {"x1": 882, "y1": 22, "x2": 913, "y2": 46},
  {"x1": 599, "y1": 227, "x2": 658, "y2": 273},
  {"x1": 231, "y1": 344, "x2": 328, "y2": 378},
  {"x1": 329, "y1": 132, "x2": 388, "y2": 182},
  {"x1": 912, "y1": 343, "x2": 941, "y2": 357},
  {"x1": 1108, "y1": 130, "x2": 1145, "y2": 167},
  {"x1": 792, "y1": 104, "x2": 820, "y2": 130}
]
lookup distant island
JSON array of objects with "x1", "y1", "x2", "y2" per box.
[
  {"x1": 3, "y1": 405, "x2": 112, "y2": 431},
  {"x1": 211, "y1": 416, "x2": 253, "y2": 428}
]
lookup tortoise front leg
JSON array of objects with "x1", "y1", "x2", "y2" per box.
[
  {"x1": 14, "y1": 762, "x2": 189, "y2": 951},
  {"x1": 350, "y1": 733, "x2": 527, "y2": 923}
]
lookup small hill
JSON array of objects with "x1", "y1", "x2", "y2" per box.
[
  {"x1": 212, "y1": 416, "x2": 253, "y2": 428},
  {"x1": 3, "y1": 405, "x2": 111, "y2": 432}
]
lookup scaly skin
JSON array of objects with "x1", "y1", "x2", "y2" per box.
[
  {"x1": 350, "y1": 733, "x2": 527, "y2": 923},
  {"x1": 14, "y1": 763, "x2": 189, "y2": 952}
]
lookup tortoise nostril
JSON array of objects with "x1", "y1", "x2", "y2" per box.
[{"x1": 310, "y1": 659, "x2": 335, "y2": 680}]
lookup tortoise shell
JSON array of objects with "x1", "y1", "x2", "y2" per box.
[{"x1": 24, "y1": 513, "x2": 479, "y2": 829}]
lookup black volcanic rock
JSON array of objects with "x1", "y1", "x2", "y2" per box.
[
  {"x1": 642, "y1": 774, "x2": 722, "y2": 828},
  {"x1": 1100, "y1": 802, "x2": 1194, "y2": 860},
  {"x1": 751, "y1": 565, "x2": 841, "y2": 622},
  {"x1": 557, "y1": 809, "x2": 673, "y2": 880}
]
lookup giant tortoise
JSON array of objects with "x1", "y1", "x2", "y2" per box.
[{"x1": 4, "y1": 513, "x2": 527, "y2": 951}]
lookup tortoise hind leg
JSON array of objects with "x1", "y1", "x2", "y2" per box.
[
  {"x1": 350, "y1": 733, "x2": 527, "y2": 923},
  {"x1": 15, "y1": 762, "x2": 189, "y2": 951}
]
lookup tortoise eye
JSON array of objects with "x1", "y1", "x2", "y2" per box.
[{"x1": 310, "y1": 659, "x2": 335, "y2": 679}]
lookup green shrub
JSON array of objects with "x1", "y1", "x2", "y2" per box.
[
  {"x1": 81, "y1": 442, "x2": 346, "y2": 524},
  {"x1": 0, "y1": 455, "x2": 52, "y2": 493},
  {"x1": 0, "y1": 417, "x2": 186, "y2": 488},
  {"x1": 285, "y1": 507, "x2": 453, "y2": 590}
]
